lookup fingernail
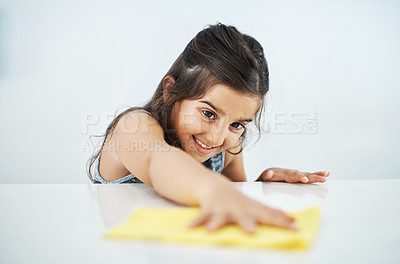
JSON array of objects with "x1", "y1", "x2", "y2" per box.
[
  {"x1": 288, "y1": 223, "x2": 298, "y2": 230},
  {"x1": 302, "y1": 176, "x2": 309, "y2": 183}
]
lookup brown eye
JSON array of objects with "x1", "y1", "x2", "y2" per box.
[
  {"x1": 202, "y1": 110, "x2": 215, "y2": 120},
  {"x1": 231, "y1": 122, "x2": 245, "y2": 130}
]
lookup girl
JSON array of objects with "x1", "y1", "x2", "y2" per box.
[{"x1": 87, "y1": 23, "x2": 330, "y2": 233}]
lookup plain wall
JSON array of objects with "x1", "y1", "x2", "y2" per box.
[{"x1": 0, "y1": 0, "x2": 399, "y2": 183}]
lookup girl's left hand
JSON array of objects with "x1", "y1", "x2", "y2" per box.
[{"x1": 257, "y1": 168, "x2": 330, "y2": 184}]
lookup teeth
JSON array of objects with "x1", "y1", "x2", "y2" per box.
[{"x1": 194, "y1": 137, "x2": 213, "y2": 149}]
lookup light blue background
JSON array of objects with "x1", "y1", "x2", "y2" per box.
[{"x1": 0, "y1": 0, "x2": 399, "y2": 183}]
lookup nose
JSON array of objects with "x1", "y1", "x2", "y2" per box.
[{"x1": 208, "y1": 123, "x2": 230, "y2": 148}]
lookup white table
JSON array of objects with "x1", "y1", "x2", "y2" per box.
[{"x1": 1, "y1": 180, "x2": 399, "y2": 264}]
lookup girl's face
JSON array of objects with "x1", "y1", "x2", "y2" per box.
[{"x1": 171, "y1": 84, "x2": 262, "y2": 163}]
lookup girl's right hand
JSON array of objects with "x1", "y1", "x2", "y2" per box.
[{"x1": 188, "y1": 184, "x2": 297, "y2": 233}]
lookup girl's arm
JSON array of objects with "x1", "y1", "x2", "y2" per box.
[
  {"x1": 113, "y1": 112, "x2": 230, "y2": 204},
  {"x1": 113, "y1": 112, "x2": 296, "y2": 232}
]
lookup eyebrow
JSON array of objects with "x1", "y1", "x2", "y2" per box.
[{"x1": 199, "y1": 100, "x2": 253, "y2": 123}]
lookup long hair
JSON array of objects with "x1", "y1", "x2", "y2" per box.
[{"x1": 86, "y1": 23, "x2": 270, "y2": 182}]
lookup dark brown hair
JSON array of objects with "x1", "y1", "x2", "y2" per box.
[{"x1": 86, "y1": 22, "x2": 270, "y2": 181}]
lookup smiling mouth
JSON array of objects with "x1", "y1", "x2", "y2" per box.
[{"x1": 192, "y1": 136, "x2": 215, "y2": 150}]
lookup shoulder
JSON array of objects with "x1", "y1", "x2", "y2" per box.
[
  {"x1": 117, "y1": 110, "x2": 157, "y2": 127},
  {"x1": 104, "y1": 110, "x2": 165, "y2": 185},
  {"x1": 114, "y1": 110, "x2": 164, "y2": 139}
]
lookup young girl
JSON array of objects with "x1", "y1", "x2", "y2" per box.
[{"x1": 87, "y1": 23, "x2": 330, "y2": 233}]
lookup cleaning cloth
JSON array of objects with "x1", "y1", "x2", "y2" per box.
[{"x1": 105, "y1": 206, "x2": 320, "y2": 249}]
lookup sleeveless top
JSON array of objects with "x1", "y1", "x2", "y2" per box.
[{"x1": 93, "y1": 151, "x2": 225, "y2": 184}]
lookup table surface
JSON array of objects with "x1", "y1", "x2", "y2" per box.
[{"x1": 1, "y1": 180, "x2": 399, "y2": 264}]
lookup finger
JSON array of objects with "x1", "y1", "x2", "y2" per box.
[
  {"x1": 263, "y1": 170, "x2": 274, "y2": 180},
  {"x1": 206, "y1": 214, "x2": 227, "y2": 231},
  {"x1": 237, "y1": 215, "x2": 256, "y2": 233},
  {"x1": 311, "y1": 170, "x2": 330, "y2": 177},
  {"x1": 305, "y1": 175, "x2": 327, "y2": 183},
  {"x1": 188, "y1": 212, "x2": 210, "y2": 228},
  {"x1": 258, "y1": 206, "x2": 297, "y2": 230},
  {"x1": 284, "y1": 170, "x2": 308, "y2": 183},
  {"x1": 288, "y1": 173, "x2": 308, "y2": 183},
  {"x1": 300, "y1": 175, "x2": 309, "y2": 183}
]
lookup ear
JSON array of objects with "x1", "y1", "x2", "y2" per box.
[{"x1": 162, "y1": 75, "x2": 175, "y2": 103}]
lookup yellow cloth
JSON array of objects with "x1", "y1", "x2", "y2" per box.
[{"x1": 105, "y1": 206, "x2": 320, "y2": 249}]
